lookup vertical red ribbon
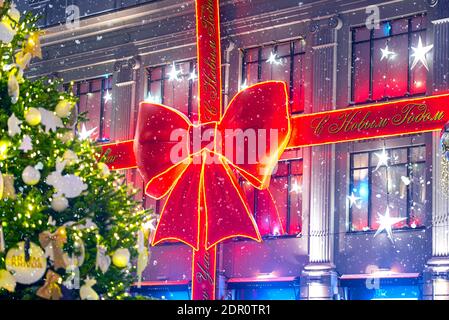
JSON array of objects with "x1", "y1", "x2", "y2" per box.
[{"x1": 192, "y1": 0, "x2": 222, "y2": 300}]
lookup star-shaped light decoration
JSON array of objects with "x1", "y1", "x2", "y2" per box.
[
  {"x1": 19, "y1": 135, "x2": 33, "y2": 152},
  {"x1": 188, "y1": 69, "x2": 197, "y2": 81},
  {"x1": 267, "y1": 51, "x2": 282, "y2": 65},
  {"x1": 7, "y1": 113, "x2": 22, "y2": 137},
  {"x1": 380, "y1": 44, "x2": 396, "y2": 61},
  {"x1": 374, "y1": 207, "x2": 407, "y2": 243},
  {"x1": 145, "y1": 93, "x2": 162, "y2": 104},
  {"x1": 240, "y1": 81, "x2": 249, "y2": 90},
  {"x1": 373, "y1": 148, "x2": 390, "y2": 172},
  {"x1": 410, "y1": 36, "x2": 433, "y2": 71},
  {"x1": 290, "y1": 181, "x2": 302, "y2": 194},
  {"x1": 78, "y1": 124, "x2": 97, "y2": 140},
  {"x1": 167, "y1": 62, "x2": 182, "y2": 81},
  {"x1": 347, "y1": 192, "x2": 362, "y2": 209},
  {"x1": 103, "y1": 90, "x2": 112, "y2": 103}
]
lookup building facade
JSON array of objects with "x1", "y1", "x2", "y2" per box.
[{"x1": 17, "y1": 0, "x2": 449, "y2": 300}]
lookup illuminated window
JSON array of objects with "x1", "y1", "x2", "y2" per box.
[
  {"x1": 147, "y1": 60, "x2": 198, "y2": 122},
  {"x1": 242, "y1": 159, "x2": 303, "y2": 237},
  {"x1": 241, "y1": 39, "x2": 306, "y2": 114},
  {"x1": 70, "y1": 76, "x2": 113, "y2": 142},
  {"x1": 351, "y1": 14, "x2": 428, "y2": 104},
  {"x1": 349, "y1": 146, "x2": 426, "y2": 232}
]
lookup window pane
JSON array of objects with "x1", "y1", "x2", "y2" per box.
[
  {"x1": 409, "y1": 31, "x2": 428, "y2": 95},
  {"x1": 372, "y1": 35, "x2": 409, "y2": 100},
  {"x1": 353, "y1": 153, "x2": 369, "y2": 168},
  {"x1": 371, "y1": 168, "x2": 387, "y2": 230},
  {"x1": 269, "y1": 176, "x2": 288, "y2": 235},
  {"x1": 410, "y1": 162, "x2": 426, "y2": 227},
  {"x1": 246, "y1": 63, "x2": 259, "y2": 85},
  {"x1": 390, "y1": 148, "x2": 407, "y2": 165},
  {"x1": 150, "y1": 66, "x2": 163, "y2": 81},
  {"x1": 350, "y1": 169, "x2": 369, "y2": 231},
  {"x1": 246, "y1": 48, "x2": 259, "y2": 63},
  {"x1": 391, "y1": 18, "x2": 409, "y2": 35},
  {"x1": 411, "y1": 15, "x2": 426, "y2": 31},
  {"x1": 102, "y1": 99, "x2": 112, "y2": 140},
  {"x1": 352, "y1": 42, "x2": 370, "y2": 103},
  {"x1": 374, "y1": 21, "x2": 392, "y2": 38},
  {"x1": 289, "y1": 175, "x2": 302, "y2": 235},
  {"x1": 274, "y1": 162, "x2": 289, "y2": 176},
  {"x1": 257, "y1": 189, "x2": 284, "y2": 236},
  {"x1": 411, "y1": 146, "x2": 426, "y2": 162},
  {"x1": 292, "y1": 55, "x2": 305, "y2": 113},
  {"x1": 353, "y1": 27, "x2": 370, "y2": 42}
]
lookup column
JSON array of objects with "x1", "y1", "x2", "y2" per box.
[
  {"x1": 110, "y1": 56, "x2": 142, "y2": 186},
  {"x1": 300, "y1": 17, "x2": 340, "y2": 300},
  {"x1": 423, "y1": 3, "x2": 449, "y2": 299},
  {"x1": 111, "y1": 56, "x2": 141, "y2": 141}
]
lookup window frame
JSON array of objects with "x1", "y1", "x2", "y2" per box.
[
  {"x1": 146, "y1": 59, "x2": 198, "y2": 120},
  {"x1": 241, "y1": 39, "x2": 306, "y2": 115},
  {"x1": 347, "y1": 145, "x2": 427, "y2": 234},
  {"x1": 241, "y1": 158, "x2": 304, "y2": 240},
  {"x1": 69, "y1": 76, "x2": 113, "y2": 143},
  {"x1": 350, "y1": 13, "x2": 428, "y2": 105}
]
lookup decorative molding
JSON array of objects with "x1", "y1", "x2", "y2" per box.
[
  {"x1": 432, "y1": 17, "x2": 449, "y2": 25},
  {"x1": 427, "y1": 0, "x2": 438, "y2": 7},
  {"x1": 309, "y1": 22, "x2": 320, "y2": 34},
  {"x1": 328, "y1": 16, "x2": 343, "y2": 30}
]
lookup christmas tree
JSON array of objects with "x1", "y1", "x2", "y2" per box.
[{"x1": 0, "y1": 1, "x2": 151, "y2": 300}]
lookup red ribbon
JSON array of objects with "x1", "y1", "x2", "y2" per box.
[
  {"x1": 132, "y1": 0, "x2": 291, "y2": 300},
  {"x1": 134, "y1": 82, "x2": 290, "y2": 250}
]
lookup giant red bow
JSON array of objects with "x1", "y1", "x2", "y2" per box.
[{"x1": 134, "y1": 81, "x2": 291, "y2": 250}]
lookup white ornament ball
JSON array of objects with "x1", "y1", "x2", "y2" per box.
[
  {"x1": 55, "y1": 100, "x2": 74, "y2": 118},
  {"x1": 63, "y1": 150, "x2": 78, "y2": 165},
  {"x1": 112, "y1": 248, "x2": 130, "y2": 268},
  {"x1": 51, "y1": 196, "x2": 69, "y2": 212},
  {"x1": 25, "y1": 108, "x2": 42, "y2": 126},
  {"x1": 22, "y1": 166, "x2": 41, "y2": 185}
]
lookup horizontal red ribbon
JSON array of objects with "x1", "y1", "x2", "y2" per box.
[
  {"x1": 288, "y1": 93, "x2": 449, "y2": 148},
  {"x1": 100, "y1": 93, "x2": 449, "y2": 170}
]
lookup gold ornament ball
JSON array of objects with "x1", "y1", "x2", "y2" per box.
[
  {"x1": 0, "y1": 270, "x2": 16, "y2": 293},
  {"x1": 55, "y1": 100, "x2": 74, "y2": 118},
  {"x1": 0, "y1": 139, "x2": 10, "y2": 160},
  {"x1": 25, "y1": 108, "x2": 42, "y2": 126},
  {"x1": 112, "y1": 248, "x2": 130, "y2": 268},
  {"x1": 22, "y1": 166, "x2": 41, "y2": 185}
]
